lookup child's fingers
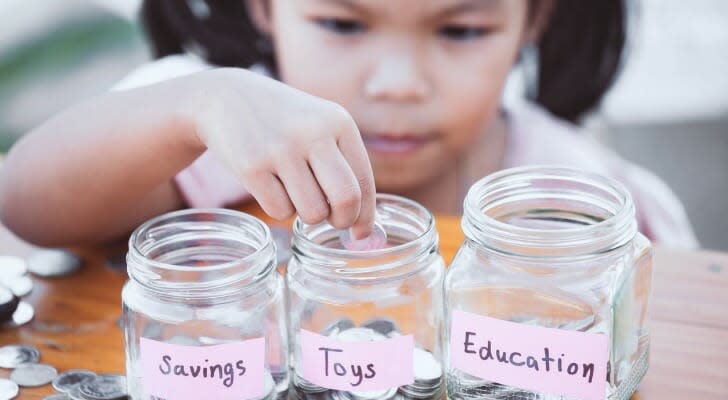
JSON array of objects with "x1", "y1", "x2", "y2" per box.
[
  {"x1": 244, "y1": 172, "x2": 295, "y2": 220},
  {"x1": 337, "y1": 128, "x2": 376, "y2": 240},
  {"x1": 308, "y1": 139, "x2": 362, "y2": 230},
  {"x1": 277, "y1": 158, "x2": 330, "y2": 225}
]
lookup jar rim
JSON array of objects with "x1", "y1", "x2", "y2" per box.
[
  {"x1": 291, "y1": 193, "x2": 438, "y2": 279},
  {"x1": 128, "y1": 208, "x2": 274, "y2": 273},
  {"x1": 463, "y1": 165, "x2": 637, "y2": 256},
  {"x1": 293, "y1": 193, "x2": 435, "y2": 257}
]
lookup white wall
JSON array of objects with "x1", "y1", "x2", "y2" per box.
[{"x1": 602, "y1": 0, "x2": 728, "y2": 123}]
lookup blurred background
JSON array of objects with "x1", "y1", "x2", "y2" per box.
[{"x1": 0, "y1": 0, "x2": 726, "y2": 250}]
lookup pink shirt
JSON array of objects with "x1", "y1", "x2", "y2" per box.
[{"x1": 113, "y1": 55, "x2": 699, "y2": 248}]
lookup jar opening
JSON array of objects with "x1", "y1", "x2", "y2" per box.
[
  {"x1": 463, "y1": 166, "x2": 637, "y2": 257},
  {"x1": 127, "y1": 209, "x2": 276, "y2": 297},
  {"x1": 291, "y1": 194, "x2": 438, "y2": 280}
]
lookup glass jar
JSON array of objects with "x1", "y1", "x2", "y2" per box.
[
  {"x1": 287, "y1": 194, "x2": 446, "y2": 400},
  {"x1": 122, "y1": 209, "x2": 289, "y2": 400},
  {"x1": 444, "y1": 166, "x2": 653, "y2": 400}
]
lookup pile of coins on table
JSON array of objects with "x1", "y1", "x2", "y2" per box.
[
  {"x1": 0, "y1": 344, "x2": 128, "y2": 400},
  {"x1": 292, "y1": 318, "x2": 444, "y2": 400},
  {"x1": 0, "y1": 251, "x2": 82, "y2": 327}
]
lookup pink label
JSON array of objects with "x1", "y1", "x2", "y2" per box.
[
  {"x1": 450, "y1": 310, "x2": 609, "y2": 400},
  {"x1": 300, "y1": 329, "x2": 414, "y2": 391},
  {"x1": 141, "y1": 337, "x2": 266, "y2": 400}
]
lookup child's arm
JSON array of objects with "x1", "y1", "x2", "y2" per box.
[{"x1": 0, "y1": 68, "x2": 375, "y2": 246}]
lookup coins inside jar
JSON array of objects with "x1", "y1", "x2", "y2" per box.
[
  {"x1": 293, "y1": 318, "x2": 443, "y2": 400},
  {"x1": 52, "y1": 369, "x2": 97, "y2": 393}
]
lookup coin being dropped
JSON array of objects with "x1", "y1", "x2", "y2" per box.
[
  {"x1": 0, "y1": 378, "x2": 19, "y2": 400},
  {"x1": 0, "y1": 285, "x2": 20, "y2": 322},
  {"x1": 10, "y1": 363, "x2": 58, "y2": 387},
  {"x1": 26, "y1": 249, "x2": 82, "y2": 278},
  {"x1": 53, "y1": 370, "x2": 97, "y2": 393},
  {"x1": 339, "y1": 223, "x2": 387, "y2": 251},
  {"x1": 0, "y1": 256, "x2": 27, "y2": 279},
  {"x1": 0, "y1": 345, "x2": 40, "y2": 368},
  {"x1": 6, "y1": 301, "x2": 34, "y2": 327},
  {"x1": 79, "y1": 374, "x2": 127, "y2": 400}
]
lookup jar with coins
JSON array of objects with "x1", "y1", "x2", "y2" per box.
[
  {"x1": 444, "y1": 166, "x2": 653, "y2": 400},
  {"x1": 122, "y1": 209, "x2": 289, "y2": 400},
  {"x1": 287, "y1": 194, "x2": 446, "y2": 400}
]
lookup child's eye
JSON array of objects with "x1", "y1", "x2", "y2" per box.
[
  {"x1": 315, "y1": 18, "x2": 366, "y2": 35},
  {"x1": 438, "y1": 25, "x2": 489, "y2": 41}
]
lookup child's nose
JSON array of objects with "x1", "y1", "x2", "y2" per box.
[{"x1": 364, "y1": 52, "x2": 430, "y2": 103}]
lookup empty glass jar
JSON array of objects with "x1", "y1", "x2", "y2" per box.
[
  {"x1": 287, "y1": 194, "x2": 446, "y2": 400},
  {"x1": 122, "y1": 209, "x2": 289, "y2": 400},
  {"x1": 444, "y1": 166, "x2": 653, "y2": 400}
]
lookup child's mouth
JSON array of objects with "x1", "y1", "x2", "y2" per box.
[{"x1": 363, "y1": 134, "x2": 434, "y2": 155}]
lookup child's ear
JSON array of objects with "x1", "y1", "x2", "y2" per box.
[
  {"x1": 246, "y1": 0, "x2": 273, "y2": 36},
  {"x1": 522, "y1": 0, "x2": 556, "y2": 45}
]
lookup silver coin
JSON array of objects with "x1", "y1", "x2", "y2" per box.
[
  {"x1": 2, "y1": 275, "x2": 33, "y2": 297},
  {"x1": 321, "y1": 318, "x2": 355, "y2": 336},
  {"x1": 0, "y1": 256, "x2": 28, "y2": 279},
  {"x1": 10, "y1": 363, "x2": 58, "y2": 387},
  {"x1": 336, "y1": 387, "x2": 398, "y2": 400},
  {"x1": 26, "y1": 249, "x2": 82, "y2": 278},
  {"x1": 67, "y1": 384, "x2": 85, "y2": 400},
  {"x1": 339, "y1": 222, "x2": 387, "y2": 251},
  {"x1": 294, "y1": 373, "x2": 328, "y2": 394},
  {"x1": 78, "y1": 374, "x2": 127, "y2": 400},
  {"x1": 412, "y1": 348, "x2": 441, "y2": 383},
  {"x1": 0, "y1": 378, "x2": 19, "y2": 400},
  {"x1": 44, "y1": 394, "x2": 72, "y2": 400},
  {"x1": 334, "y1": 327, "x2": 387, "y2": 342},
  {"x1": 6, "y1": 301, "x2": 34, "y2": 327},
  {"x1": 360, "y1": 318, "x2": 398, "y2": 337},
  {"x1": 53, "y1": 370, "x2": 97, "y2": 393},
  {"x1": 0, "y1": 344, "x2": 40, "y2": 368}
]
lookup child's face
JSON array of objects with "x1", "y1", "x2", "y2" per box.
[{"x1": 264, "y1": 0, "x2": 529, "y2": 192}]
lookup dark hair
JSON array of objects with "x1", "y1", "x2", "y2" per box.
[
  {"x1": 141, "y1": 0, "x2": 626, "y2": 122},
  {"x1": 533, "y1": 0, "x2": 627, "y2": 121}
]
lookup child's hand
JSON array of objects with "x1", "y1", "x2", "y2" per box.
[{"x1": 185, "y1": 68, "x2": 375, "y2": 239}]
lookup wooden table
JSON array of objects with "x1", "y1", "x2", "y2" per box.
[{"x1": 1, "y1": 204, "x2": 727, "y2": 399}]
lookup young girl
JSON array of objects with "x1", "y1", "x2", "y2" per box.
[{"x1": 0, "y1": 0, "x2": 698, "y2": 248}]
